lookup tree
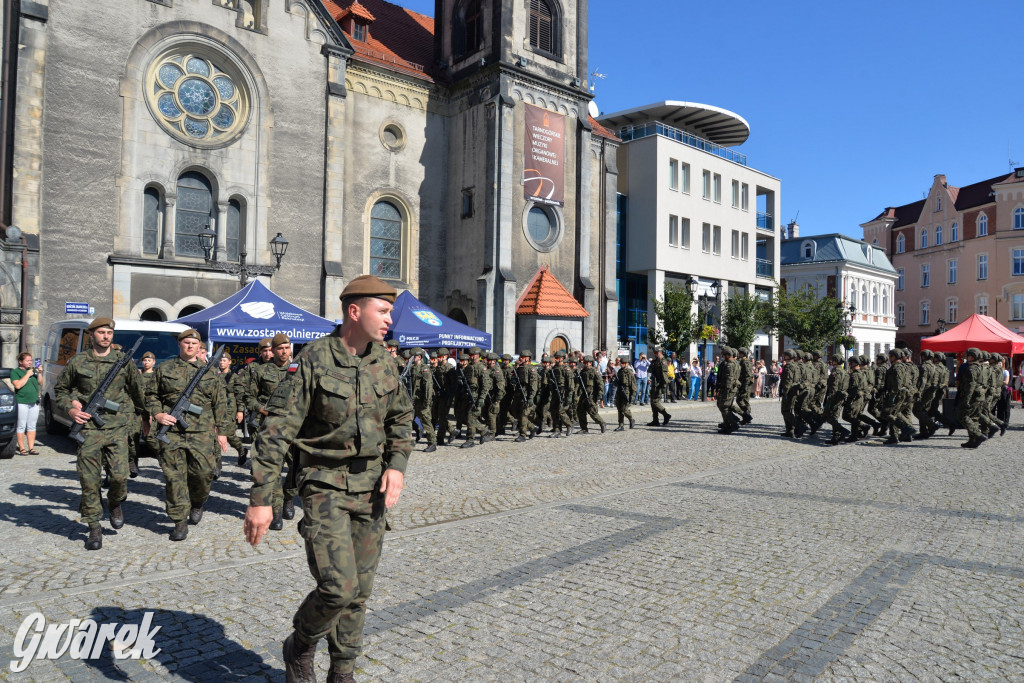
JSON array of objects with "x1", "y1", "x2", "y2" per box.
[
  {"x1": 720, "y1": 292, "x2": 769, "y2": 350},
  {"x1": 763, "y1": 285, "x2": 845, "y2": 354},
  {"x1": 649, "y1": 283, "x2": 697, "y2": 353}
]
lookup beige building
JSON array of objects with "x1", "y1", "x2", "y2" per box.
[{"x1": 862, "y1": 169, "x2": 1024, "y2": 353}]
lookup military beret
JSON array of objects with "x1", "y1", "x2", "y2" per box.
[
  {"x1": 554, "y1": 350, "x2": 566, "y2": 358},
  {"x1": 541, "y1": 354, "x2": 552, "y2": 362},
  {"x1": 583, "y1": 355, "x2": 594, "y2": 363},
  {"x1": 520, "y1": 349, "x2": 533, "y2": 358},
  {"x1": 437, "y1": 347, "x2": 450, "y2": 356},
  {"x1": 86, "y1": 317, "x2": 115, "y2": 332},
  {"x1": 141, "y1": 351, "x2": 155, "y2": 360},
  {"x1": 258, "y1": 337, "x2": 273, "y2": 350},
  {"x1": 501, "y1": 354, "x2": 513, "y2": 361},
  {"x1": 339, "y1": 274, "x2": 397, "y2": 304},
  {"x1": 411, "y1": 347, "x2": 425, "y2": 356},
  {"x1": 271, "y1": 333, "x2": 290, "y2": 347},
  {"x1": 469, "y1": 346, "x2": 482, "y2": 355},
  {"x1": 177, "y1": 328, "x2": 201, "y2": 342}
]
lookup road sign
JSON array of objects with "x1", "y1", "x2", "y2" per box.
[{"x1": 65, "y1": 302, "x2": 89, "y2": 315}]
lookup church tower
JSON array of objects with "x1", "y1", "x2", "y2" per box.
[{"x1": 433, "y1": 0, "x2": 614, "y2": 356}]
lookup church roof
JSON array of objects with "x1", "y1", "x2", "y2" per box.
[
  {"x1": 322, "y1": 0, "x2": 435, "y2": 81},
  {"x1": 516, "y1": 266, "x2": 590, "y2": 318},
  {"x1": 589, "y1": 116, "x2": 619, "y2": 141}
]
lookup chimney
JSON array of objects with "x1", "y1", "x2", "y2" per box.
[{"x1": 787, "y1": 221, "x2": 799, "y2": 239}]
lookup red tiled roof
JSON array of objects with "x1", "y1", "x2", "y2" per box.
[
  {"x1": 589, "y1": 116, "x2": 619, "y2": 141},
  {"x1": 338, "y1": 0, "x2": 376, "y2": 22},
  {"x1": 516, "y1": 266, "x2": 589, "y2": 317},
  {"x1": 323, "y1": 0, "x2": 435, "y2": 81}
]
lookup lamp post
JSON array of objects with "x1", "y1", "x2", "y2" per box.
[
  {"x1": 936, "y1": 318, "x2": 948, "y2": 334},
  {"x1": 199, "y1": 225, "x2": 289, "y2": 289},
  {"x1": 842, "y1": 302, "x2": 856, "y2": 358},
  {"x1": 687, "y1": 276, "x2": 720, "y2": 402}
]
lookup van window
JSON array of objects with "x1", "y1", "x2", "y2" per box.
[
  {"x1": 113, "y1": 330, "x2": 183, "y2": 367},
  {"x1": 56, "y1": 328, "x2": 81, "y2": 366},
  {"x1": 45, "y1": 329, "x2": 59, "y2": 363}
]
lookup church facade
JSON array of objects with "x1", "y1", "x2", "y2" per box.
[{"x1": 0, "y1": 0, "x2": 619, "y2": 361}]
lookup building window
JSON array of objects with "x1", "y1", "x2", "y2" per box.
[
  {"x1": 701, "y1": 222, "x2": 710, "y2": 253},
  {"x1": 896, "y1": 233, "x2": 905, "y2": 253},
  {"x1": 713, "y1": 173, "x2": 722, "y2": 203},
  {"x1": 741, "y1": 183, "x2": 749, "y2": 211},
  {"x1": 352, "y1": 22, "x2": 367, "y2": 41},
  {"x1": 849, "y1": 282, "x2": 856, "y2": 307},
  {"x1": 143, "y1": 187, "x2": 161, "y2": 255},
  {"x1": 370, "y1": 200, "x2": 404, "y2": 280},
  {"x1": 175, "y1": 171, "x2": 213, "y2": 258},
  {"x1": 920, "y1": 228, "x2": 928, "y2": 249},
  {"x1": 741, "y1": 233, "x2": 749, "y2": 260},
  {"x1": 978, "y1": 295, "x2": 989, "y2": 316},
  {"x1": 668, "y1": 215, "x2": 678, "y2": 246},
  {"x1": 461, "y1": 188, "x2": 474, "y2": 218},
  {"x1": 935, "y1": 226, "x2": 943, "y2": 245},
  {"x1": 871, "y1": 287, "x2": 878, "y2": 313},
  {"x1": 731, "y1": 180, "x2": 739, "y2": 208},
  {"x1": 712, "y1": 225, "x2": 721, "y2": 255},
  {"x1": 861, "y1": 285, "x2": 868, "y2": 311},
  {"x1": 882, "y1": 288, "x2": 889, "y2": 315},
  {"x1": 978, "y1": 253, "x2": 988, "y2": 280},
  {"x1": 668, "y1": 159, "x2": 678, "y2": 190},
  {"x1": 978, "y1": 213, "x2": 988, "y2": 236},
  {"x1": 947, "y1": 298, "x2": 957, "y2": 324},
  {"x1": 680, "y1": 218, "x2": 690, "y2": 248},
  {"x1": 951, "y1": 222, "x2": 959, "y2": 241},
  {"x1": 529, "y1": 0, "x2": 557, "y2": 55},
  {"x1": 1014, "y1": 294, "x2": 1024, "y2": 321},
  {"x1": 921, "y1": 263, "x2": 930, "y2": 287},
  {"x1": 680, "y1": 163, "x2": 690, "y2": 193},
  {"x1": 920, "y1": 301, "x2": 929, "y2": 325},
  {"x1": 936, "y1": 195, "x2": 942, "y2": 212},
  {"x1": 896, "y1": 302, "x2": 905, "y2": 326},
  {"x1": 1014, "y1": 249, "x2": 1024, "y2": 276},
  {"x1": 463, "y1": 0, "x2": 482, "y2": 53},
  {"x1": 948, "y1": 259, "x2": 957, "y2": 284},
  {"x1": 226, "y1": 198, "x2": 241, "y2": 262},
  {"x1": 731, "y1": 229, "x2": 739, "y2": 258},
  {"x1": 702, "y1": 170, "x2": 711, "y2": 199},
  {"x1": 1015, "y1": 207, "x2": 1024, "y2": 230},
  {"x1": 897, "y1": 268, "x2": 904, "y2": 290}
]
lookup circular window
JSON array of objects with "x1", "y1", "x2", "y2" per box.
[
  {"x1": 146, "y1": 47, "x2": 251, "y2": 148},
  {"x1": 379, "y1": 123, "x2": 406, "y2": 151},
  {"x1": 522, "y1": 202, "x2": 562, "y2": 252}
]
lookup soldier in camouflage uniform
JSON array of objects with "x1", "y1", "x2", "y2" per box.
[
  {"x1": 731, "y1": 348, "x2": 755, "y2": 425},
  {"x1": 647, "y1": 348, "x2": 672, "y2": 426},
  {"x1": 456, "y1": 346, "x2": 490, "y2": 447},
  {"x1": 509, "y1": 350, "x2": 538, "y2": 441},
  {"x1": 244, "y1": 275, "x2": 412, "y2": 683},
  {"x1": 926, "y1": 351, "x2": 953, "y2": 434},
  {"x1": 432, "y1": 348, "x2": 453, "y2": 445},
  {"x1": 955, "y1": 348, "x2": 985, "y2": 448},
  {"x1": 534, "y1": 354, "x2": 553, "y2": 434},
  {"x1": 237, "y1": 337, "x2": 273, "y2": 467},
  {"x1": 846, "y1": 356, "x2": 874, "y2": 442},
  {"x1": 215, "y1": 351, "x2": 245, "y2": 466},
  {"x1": 576, "y1": 355, "x2": 606, "y2": 433},
  {"x1": 614, "y1": 358, "x2": 636, "y2": 430},
  {"x1": 497, "y1": 354, "x2": 514, "y2": 436},
  {"x1": 868, "y1": 353, "x2": 889, "y2": 435},
  {"x1": 136, "y1": 351, "x2": 159, "y2": 460},
  {"x1": 408, "y1": 348, "x2": 435, "y2": 453},
  {"x1": 911, "y1": 350, "x2": 937, "y2": 439},
  {"x1": 779, "y1": 350, "x2": 803, "y2": 437},
  {"x1": 565, "y1": 355, "x2": 581, "y2": 425},
  {"x1": 548, "y1": 350, "x2": 575, "y2": 437},
  {"x1": 482, "y1": 352, "x2": 505, "y2": 442},
  {"x1": 54, "y1": 318, "x2": 148, "y2": 550},
  {"x1": 715, "y1": 347, "x2": 740, "y2": 433},
  {"x1": 807, "y1": 350, "x2": 828, "y2": 425},
  {"x1": 148, "y1": 329, "x2": 229, "y2": 542},
  {"x1": 820, "y1": 353, "x2": 850, "y2": 444}
]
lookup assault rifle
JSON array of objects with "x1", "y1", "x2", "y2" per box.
[
  {"x1": 456, "y1": 363, "x2": 476, "y2": 405},
  {"x1": 400, "y1": 357, "x2": 414, "y2": 399},
  {"x1": 69, "y1": 336, "x2": 145, "y2": 444},
  {"x1": 547, "y1": 367, "x2": 564, "y2": 405},
  {"x1": 155, "y1": 345, "x2": 226, "y2": 444},
  {"x1": 511, "y1": 363, "x2": 529, "y2": 405},
  {"x1": 575, "y1": 368, "x2": 594, "y2": 411}
]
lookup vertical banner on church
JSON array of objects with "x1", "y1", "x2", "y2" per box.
[{"x1": 523, "y1": 104, "x2": 565, "y2": 206}]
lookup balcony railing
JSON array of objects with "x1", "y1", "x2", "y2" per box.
[
  {"x1": 615, "y1": 122, "x2": 748, "y2": 166},
  {"x1": 756, "y1": 211, "x2": 773, "y2": 232},
  {"x1": 756, "y1": 258, "x2": 774, "y2": 279}
]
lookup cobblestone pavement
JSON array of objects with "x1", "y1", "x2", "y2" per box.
[{"x1": 0, "y1": 398, "x2": 1022, "y2": 681}]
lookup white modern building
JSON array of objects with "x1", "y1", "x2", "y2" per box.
[
  {"x1": 780, "y1": 232, "x2": 898, "y2": 357},
  {"x1": 598, "y1": 101, "x2": 782, "y2": 361}
]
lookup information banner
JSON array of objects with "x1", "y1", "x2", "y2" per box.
[{"x1": 523, "y1": 104, "x2": 565, "y2": 206}]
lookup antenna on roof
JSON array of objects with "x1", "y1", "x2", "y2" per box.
[
  {"x1": 1009, "y1": 142, "x2": 1018, "y2": 171},
  {"x1": 589, "y1": 67, "x2": 606, "y2": 93}
]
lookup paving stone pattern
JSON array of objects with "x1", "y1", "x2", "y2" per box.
[{"x1": 0, "y1": 400, "x2": 1022, "y2": 680}]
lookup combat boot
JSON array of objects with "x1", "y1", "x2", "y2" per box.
[
  {"x1": 423, "y1": 443, "x2": 437, "y2": 452},
  {"x1": 899, "y1": 426, "x2": 916, "y2": 443},
  {"x1": 662, "y1": 412, "x2": 671, "y2": 424},
  {"x1": 883, "y1": 435, "x2": 899, "y2": 445},
  {"x1": 961, "y1": 437, "x2": 979, "y2": 449},
  {"x1": 514, "y1": 435, "x2": 528, "y2": 442},
  {"x1": 270, "y1": 510, "x2": 283, "y2": 530},
  {"x1": 188, "y1": 505, "x2": 204, "y2": 526},
  {"x1": 780, "y1": 430, "x2": 794, "y2": 437},
  {"x1": 628, "y1": 416, "x2": 635, "y2": 429},
  {"x1": 282, "y1": 632, "x2": 317, "y2": 683},
  {"x1": 564, "y1": 424, "x2": 573, "y2": 437},
  {"x1": 741, "y1": 413, "x2": 753, "y2": 425},
  {"x1": 109, "y1": 502, "x2": 125, "y2": 530},
  {"x1": 599, "y1": 422, "x2": 606, "y2": 434},
  {"x1": 282, "y1": 499, "x2": 296, "y2": 520},
  {"x1": 326, "y1": 667, "x2": 356, "y2": 683},
  {"x1": 85, "y1": 526, "x2": 102, "y2": 551},
  {"x1": 237, "y1": 447, "x2": 249, "y2": 467},
  {"x1": 794, "y1": 425, "x2": 806, "y2": 438},
  {"x1": 646, "y1": 418, "x2": 660, "y2": 427},
  {"x1": 169, "y1": 521, "x2": 188, "y2": 541},
  {"x1": 460, "y1": 439, "x2": 475, "y2": 449},
  {"x1": 987, "y1": 425, "x2": 999, "y2": 439},
  {"x1": 614, "y1": 424, "x2": 625, "y2": 432},
  {"x1": 129, "y1": 458, "x2": 139, "y2": 479}
]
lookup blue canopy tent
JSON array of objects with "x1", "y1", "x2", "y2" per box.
[
  {"x1": 173, "y1": 280, "x2": 337, "y2": 345},
  {"x1": 386, "y1": 291, "x2": 491, "y2": 349}
]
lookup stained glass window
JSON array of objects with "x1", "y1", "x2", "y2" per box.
[
  {"x1": 175, "y1": 172, "x2": 212, "y2": 258},
  {"x1": 370, "y1": 201, "x2": 403, "y2": 280}
]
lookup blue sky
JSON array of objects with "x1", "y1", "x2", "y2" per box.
[{"x1": 396, "y1": 0, "x2": 1024, "y2": 237}]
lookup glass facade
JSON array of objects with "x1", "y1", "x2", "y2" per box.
[{"x1": 616, "y1": 194, "x2": 647, "y2": 357}]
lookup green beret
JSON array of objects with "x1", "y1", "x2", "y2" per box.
[
  {"x1": 177, "y1": 328, "x2": 201, "y2": 342},
  {"x1": 141, "y1": 351, "x2": 155, "y2": 360},
  {"x1": 271, "y1": 333, "x2": 290, "y2": 347},
  {"x1": 87, "y1": 317, "x2": 115, "y2": 333},
  {"x1": 339, "y1": 274, "x2": 397, "y2": 304}
]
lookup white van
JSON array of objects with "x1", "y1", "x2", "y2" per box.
[{"x1": 41, "y1": 319, "x2": 189, "y2": 433}]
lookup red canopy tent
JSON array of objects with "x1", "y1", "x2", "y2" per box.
[{"x1": 920, "y1": 313, "x2": 1024, "y2": 355}]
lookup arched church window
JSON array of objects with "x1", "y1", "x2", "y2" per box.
[
  {"x1": 175, "y1": 172, "x2": 213, "y2": 258},
  {"x1": 370, "y1": 200, "x2": 403, "y2": 280},
  {"x1": 226, "y1": 198, "x2": 243, "y2": 262},
  {"x1": 143, "y1": 187, "x2": 162, "y2": 255},
  {"x1": 147, "y1": 47, "x2": 251, "y2": 148},
  {"x1": 465, "y1": 0, "x2": 483, "y2": 54},
  {"x1": 529, "y1": 0, "x2": 557, "y2": 55}
]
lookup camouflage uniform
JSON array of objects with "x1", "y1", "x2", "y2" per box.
[
  {"x1": 54, "y1": 347, "x2": 147, "y2": 528},
  {"x1": 648, "y1": 352, "x2": 671, "y2": 425},
  {"x1": 614, "y1": 362, "x2": 636, "y2": 429},
  {"x1": 731, "y1": 351, "x2": 754, "y2": 423},
  {"x1": 247, "y1": 360, "x2": 299, "y2": 516},
  {"x1": 779, "y1": 351, "x2": 802, "y2": 436},
  {"x1": 550, "y1": 353, "x2": 575, "y2": 435},
  {"x1": 497, "y1": 356, "x2": 515, "y2": 435},
  {"x1": 823, "y1": 355, "x2": 850, "y2": 443},
  {"x1": 147, "y1": 356, "x2": 230, "y2": 523},
  {"x1": 535, "y1": 360, "x2": 553, "y2": 432},
  {"x1": 484, "y1": 354, "x2": 506, "y2": 439},
  {"x1": 576, "y1": 358, "x2": 606, "y2": 433},
  {"x1": 716, "y1": 349, "x2": 740, "y2": 432},
  {"x1": 215, "y1": 367, "x2": 245, "y2": 456},
  {"x1": 137, "y1": 369, "x2": 159, "y2": 454},
  {"x1": 956, "y1": 349, "x2": 984, "y2": 447},
  {"x1": 432, "y1": 351, "x2": 453, "y2": 444},
  {"x1": 251, "y1": 334, "x2": 412, "y2": 674},
  {"x1": 410, "y1": 351, "x2": 435, "y2": 449}
]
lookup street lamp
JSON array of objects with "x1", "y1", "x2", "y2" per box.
[
  {"x1": 936, "y1": 318, "x2": 947, "y2": 334},
  {"x1": 842, "y1": 302, "x2": 856, "y2": 358},
  {"x1": 687, "y1": 276, "x2": 721, "y2": 402},
  {"x1": 199, "y1": 223, "x2": 289, "y2": 289}
]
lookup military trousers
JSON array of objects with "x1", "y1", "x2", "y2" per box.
[
  {"x1": 781, "y1": 388, "x2": 801, "y2": 430},
  {"x1": 616, "y1": 395, "x2": 633, "y2": 425},
  {"x1": 717, "y1": 393, "x2": 738, "y2": 427},
  {"x1": 577, "y1": 397, "x2": 604, "y2": 430},
  {"x1": 956, "y1": 394, "x2": 982, "y2": 439},
  {"x1": 485, "y1": 399, "x2": 502, "y2": 435},
  {"x1": 77, "y1": 427, "x2": 130, "y2": 527},
  {"x1": 650, "y1": 384, "x2": 669, "y2": 419},
  {"x1": 158, "y1": 431, "x2": 217, "y2": 522},
  {"x1": 294, "y1": 480, "x2": 386, "y2": 673},
  {"x1": 824, "y1": 399, "x2": 845, "y2": 435},
  {"x1": 414, "y1": 402, "x2": 435, "y2": 447},
  {"x1": 734, "y1": 387, "x2": 751, "y2": 417},
  {"x1": 433, "y1": 396, "x2": 451, "y2": 442},
  {"x1": 512, "y1": 400, "x2": 534, "y2": 436},
  {"x1": 465, "y1": 402, "x2": 486, "y2": 438},
  {"x1": 549, "y1": 395, "x2": 572, "y2": 431}
]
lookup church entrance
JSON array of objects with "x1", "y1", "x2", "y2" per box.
[{"x1": 549, "y1": 335, "x2": 569, "y2": 355}]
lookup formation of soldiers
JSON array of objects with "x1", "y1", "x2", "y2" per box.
[{"x1": 775, "y1": 346, "x2": 1010, "y2": 449}]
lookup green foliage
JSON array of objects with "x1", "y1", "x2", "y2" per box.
[
  {"x1": 762, "y1": 285, "x2": 845, "y2": 354},
  {"x1": 649, "y1": 283, "x2": 697, "y2": 353},
  {"x1": 839, "y1": 334, "x2": 857, "y2": 350},
  {"x1": 720, "y1": 292, "x2": 769, "y2": 350}
]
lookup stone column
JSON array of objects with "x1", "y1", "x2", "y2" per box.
[
  {"x1": 0, "y1": 327, "x2": 20, "y2": 368},
  {"x1": 162, "y1": 195, "x2": 176, "y2": 259},
  {"x1": 215, "y1": 202, "x2": 228, "y2": 260}
]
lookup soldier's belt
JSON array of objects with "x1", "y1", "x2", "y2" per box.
[{"x1": 299, "y1": 452, "x2": 377, "y2": 474}]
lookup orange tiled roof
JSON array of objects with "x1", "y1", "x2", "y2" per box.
[
  {"x1": 516, "y1": 266, "x2": 589, "y2": 317},
  {"x1": 323, "y1": 0, "x2": 435, "y2": 82},
  {"x1": 589, "y1": 115, "x2": 619, "y2": 141}
]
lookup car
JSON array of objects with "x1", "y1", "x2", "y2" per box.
[
  {"x1": 41, "y1": 319, "x2": 189, "y2": 434},
  {"x1": 0, "y1": 369, "x2": 19, "y2": 458}
]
